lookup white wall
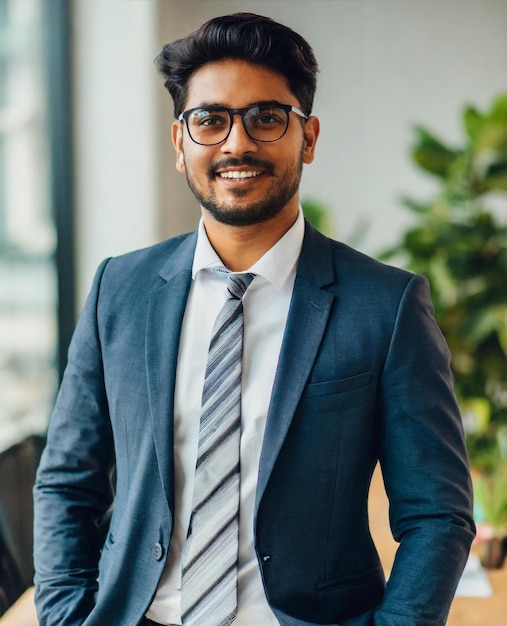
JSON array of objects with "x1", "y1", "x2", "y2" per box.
[
  {"x1": 72, "y1": 0, "x2": 507, "y2": 308},
  {"x1": 71, "y1": 0, "x2": 161, "y2": 305}
]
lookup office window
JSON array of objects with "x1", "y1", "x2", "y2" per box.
[{"x1": 0, "y1": 0, "x2": 66, "y2": 451}]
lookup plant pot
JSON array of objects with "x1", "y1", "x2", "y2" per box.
[{"x1": 478, "y1": 535, "x2": 507, "y2": 569}]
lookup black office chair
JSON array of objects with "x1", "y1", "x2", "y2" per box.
[
  {"x1": 0, "y1": 435, "x2": 45, "y2": 616},
  {"x1": 0, "y1": 507, "x2": 25, "y2": 616}
]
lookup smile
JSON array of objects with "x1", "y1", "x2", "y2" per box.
[{"x1": 218, "y1": 170, "x2": 263, "y2": 179}]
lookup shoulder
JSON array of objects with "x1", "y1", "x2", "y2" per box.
[
  {"x1": 97, "y1": 231, "x2": 197, "y2": 289},
  {"x1": 83, "y1": 231, "x2": 197, "y2": 315},
  {"x1": 302, "y1": 221, "x2": 424, "y2": 296}
]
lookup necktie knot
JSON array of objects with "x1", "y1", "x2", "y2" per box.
[{"x1": 226, "y1": 272, "x2": 255, "y2": 300}]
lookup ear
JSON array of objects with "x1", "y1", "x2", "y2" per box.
[
  {"x1": 171, "y1": 120, "x2": 186, "y2": 173},
  {"x1": 302, "y1": 116, "x2": 320, "y2": 164}
]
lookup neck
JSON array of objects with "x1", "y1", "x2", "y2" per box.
[{"x1": 203, "y1": 207, "x2": 299, "y2": 272}]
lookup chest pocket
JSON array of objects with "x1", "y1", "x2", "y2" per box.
[
  {"x1": 301, "y1": 371, "x2": 373, "y2": 414},
  {"x1": 304, "y1": 371, "x2": 373, "y2": 397}
]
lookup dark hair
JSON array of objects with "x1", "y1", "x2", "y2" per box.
[{"x1": 155, "y1": 12, "x2": 318, "y2": 118}]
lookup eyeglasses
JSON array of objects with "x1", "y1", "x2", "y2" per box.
[{"x1": 178, "y1": 102, "x2": 308, "y2": 146}]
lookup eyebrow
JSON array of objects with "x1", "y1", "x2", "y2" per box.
[{"x1": 192, "y1": 100, "x2": 285, "y2": 110}]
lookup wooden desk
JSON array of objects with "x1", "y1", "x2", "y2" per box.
[
  {"x1": 0, "y1": 587, "x2": 36, "y2": 626},
  {"x1": 369, "y1": 465, "x2": 507, "y2": 625}
]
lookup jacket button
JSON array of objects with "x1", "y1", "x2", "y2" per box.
[{"x1": 154, "y1": 542, "x2": 164, "y2": 561}]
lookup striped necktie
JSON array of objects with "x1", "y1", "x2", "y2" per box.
[{"x1": 181, "y1": 272, "x2": 255, "y2": 626}]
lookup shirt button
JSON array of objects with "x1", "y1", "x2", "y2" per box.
[
  {"x1": 262, "y1": 554, "x2": 271, "y2": 563},
  {"x1": 154, "y1": 542, "x2": 164, "y2": 561}
]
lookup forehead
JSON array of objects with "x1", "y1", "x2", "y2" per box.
[{"x1": 184, "y1": 59, "x2": 296, "y2": 109}]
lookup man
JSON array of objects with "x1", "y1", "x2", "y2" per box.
[{"x1": 33, "y1": 13, "x2": 475, "y2": 626}]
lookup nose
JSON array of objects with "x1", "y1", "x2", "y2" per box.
[{"x1": 220, "y1": 113, "x2": 258, "y2": 155}]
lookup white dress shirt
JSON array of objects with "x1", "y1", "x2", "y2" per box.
[{"x1": 146, "y1": 209, "x2": 304, "y2": 625}]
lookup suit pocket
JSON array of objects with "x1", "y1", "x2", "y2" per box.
[
  {"x1": 316, "y1": 564, "x2": 385, "y2": 624},
  {"x1": 316, "y1": 563, "x2": 382, "y2": 592},
  {"x1": 303, "y1": 372, "x2": 373, "y2": 399}
]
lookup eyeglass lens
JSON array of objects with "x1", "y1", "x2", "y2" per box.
[{"x1": 185, "y1": 104, "x2": 290, "y2": 145}]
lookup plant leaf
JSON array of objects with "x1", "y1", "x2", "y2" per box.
[
  {"x1": 463, "y1": 106, "x2": 484, "y2": 141},
  {"x1": 412, "y1": 125, "x2": 460, "y2": 178}
]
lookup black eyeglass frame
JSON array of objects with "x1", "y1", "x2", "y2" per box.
[{"x1": 177, "y1": 102, "x2": 308, "y2": 146}]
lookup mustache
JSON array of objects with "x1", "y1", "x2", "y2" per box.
[{"x1": 208, "y1": 157, "x2": 275, "y2": 177}]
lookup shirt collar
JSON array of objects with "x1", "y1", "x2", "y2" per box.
[{"x1": 192, "y1": 208, "x2": 305, "y2": 291}]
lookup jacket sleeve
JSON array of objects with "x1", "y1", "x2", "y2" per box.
[
  {"x1": 33, "y1": 259, "x2": 115, "y2": 626},
  {"x1": 374, "y1": 274, "x2": 475, "y2": 625}
]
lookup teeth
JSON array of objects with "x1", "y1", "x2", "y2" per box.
[{"x1": 219, "y1": 170, "x2": 262, "y2": 179}]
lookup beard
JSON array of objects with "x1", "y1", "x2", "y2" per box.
[{"x1": 184, "y1": 150, "x2": 305, "y2": 227}]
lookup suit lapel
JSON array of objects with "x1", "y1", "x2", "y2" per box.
[
  {"x1": 145, "y1": 233, "x2": 196, "y2": 509},
  {"x1": 144, "y1": 225, "x2": 336, "y2": 512},
  {"x1": 255, "y1": 224, "x2": 336, "y2": 510}
]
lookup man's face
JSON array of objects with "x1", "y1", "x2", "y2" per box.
[{"x1": 172, "y1": 59, "x2": 319, "y2": 227}]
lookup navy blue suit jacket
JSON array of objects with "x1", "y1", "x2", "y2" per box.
[{"x1": 34, "y1": 223, "x2": 475, "y2": 626}]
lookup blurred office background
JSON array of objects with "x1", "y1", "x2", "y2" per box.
[{"x1": 0, "y1": 0, "x2": 506, "y2": 618}]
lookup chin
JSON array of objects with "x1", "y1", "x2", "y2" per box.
[{"x1": 204, "y1": 202, "x2": 284, "y2": 227}]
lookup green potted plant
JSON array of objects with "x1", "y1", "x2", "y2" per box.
[{"x1": 379, "y1": 93, "x2": 507, "y2": 548}]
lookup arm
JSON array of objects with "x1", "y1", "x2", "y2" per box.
[
  {"x1": 374, "y1": 274, "x2": 475, "y2": 625},
  {"x1": 33, "y1": 259, "x2": 115, "y2": 626}
]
